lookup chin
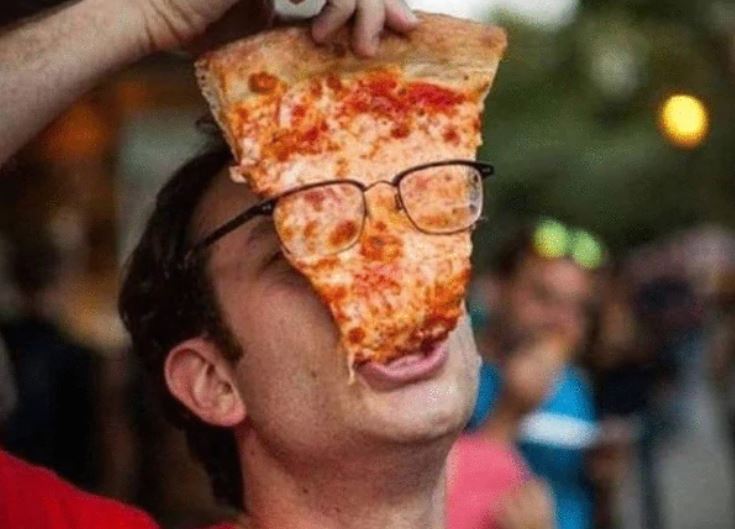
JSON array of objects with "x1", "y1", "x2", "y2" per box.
[
  {"x1": 359, "y1": 368, "x2": 478, "y2": 445},
  {"x1": 347, "y1": 314, "x2": 480, "y2": 445}
]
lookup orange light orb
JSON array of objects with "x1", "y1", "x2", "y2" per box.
[{"x1": 659, "y1": 94, "x2": 709, "y2": 149}]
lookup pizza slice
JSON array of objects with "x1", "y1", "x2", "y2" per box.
[{"x1": 196, "y1": 12, "x2": 507, "y2": 366}]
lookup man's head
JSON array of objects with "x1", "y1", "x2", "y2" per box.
[
  {"x1": 119, "y1": 139, "x2": 480, "y2": 508},
  {"x1": 491, "y1": 219, "x2": 603, "y2": 354}
]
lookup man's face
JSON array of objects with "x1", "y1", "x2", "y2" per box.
[
  {"x1": 500, "y1": 254, "x2": 595, "y2": 352},
  {"x1": 193, "y1": 170, "x2": 480, "y2": 460}
]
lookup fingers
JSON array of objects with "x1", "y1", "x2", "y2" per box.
[
  {"x1": 353, "y1": 0, "x2": 385, "y2": 56},
  {"x1": 498, "y1": 480, "x2": 556, "y2": 529},
  {"x1": 312, "y1": 0, "x2": 418, "y2": 57},
  {"x1": 312, "y1": 0, "x2": 357, "y2": 44},
  {"x1": 384, "y1": 0, "x2": 418, "y2": 33}
]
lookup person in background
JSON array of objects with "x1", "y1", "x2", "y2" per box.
[
  {"x1": 447, "y1": 332, "x2": 569, "y2": 529},
  {"x1": 709, "y1": 269, "x2": 735, "y2": 477},
  {"x1": 466, "y1": 219, "x2": 604, "y2": 529},
  {"x1": 584, "y1": 270, "x2": 646, "y2": 529},
  {"x1": 0, "y1": 232, "x2": 100, "y2": 490}
]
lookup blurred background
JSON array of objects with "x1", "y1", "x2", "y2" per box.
[{"x1": 0, "y1": 1, "x2": 734, "y2": 528}]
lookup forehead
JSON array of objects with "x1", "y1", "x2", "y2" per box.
[
  {"x1": 192, "y1": 168, "x2": 260, "y2": 241},
  {"x1": 518, "y1": 255, "x2": 593, "y2": 292}
]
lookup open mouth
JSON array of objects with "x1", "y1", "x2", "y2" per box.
[{"x1": 355, "y1": 342, "x2": 449, "y2": 391}]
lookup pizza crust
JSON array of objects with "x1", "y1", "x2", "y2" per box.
[{"x1": 196, "y1": 12, "x2": 507, "y2": 159}]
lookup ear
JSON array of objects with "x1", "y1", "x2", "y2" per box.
[{"x1": 164, "y1": 337, "x2": 246, "y2": 428}]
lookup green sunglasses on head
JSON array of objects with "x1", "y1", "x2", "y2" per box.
[{"x1": 532, "y1": 218, "x2": 606, "y2": 270}]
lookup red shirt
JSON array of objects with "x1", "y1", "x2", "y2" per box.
[{"x1": 0, "y1": 449, "x2": 235, "y2": 529}]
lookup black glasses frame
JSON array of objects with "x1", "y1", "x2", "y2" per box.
[{"x1": 184, "y1": 159, "x2": 495, "y2": 267}]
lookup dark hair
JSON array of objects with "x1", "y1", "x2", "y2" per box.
[
  {"x1": 118, "y1": 140, "x2": 245, "y2": 509},
  {"x1": 491, "y1": 223, "x2": 538, "y2": 279}
]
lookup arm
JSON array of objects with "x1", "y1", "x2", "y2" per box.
[
  {"x1": 0, "y1": 0, "x2": 154, "y2": 167},
  {"x1": 0, "y1": 0, "x2": 417, "y2": 168}
]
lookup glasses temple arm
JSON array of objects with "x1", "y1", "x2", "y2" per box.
[{"x1": 183, "y1": 201, "x2": 275, "y2": 266}]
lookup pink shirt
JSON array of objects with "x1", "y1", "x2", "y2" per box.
[{"x1": 446, "y1": 434, "x2": 529, "y2": 529}]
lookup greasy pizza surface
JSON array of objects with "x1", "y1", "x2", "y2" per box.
[{"x1": 196, "y1": 13, "x2": 507, "y2": 364}]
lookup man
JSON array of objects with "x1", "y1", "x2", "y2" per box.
[
  {"x1": 117, "y1": 128, "x2": 482, "y2": 527},
  {"x1": 467, "y1": 219, "x2": 603, "y2": 529},
  {"x1": 3, "y1": 1, "x2": 479, "y2": 528}
]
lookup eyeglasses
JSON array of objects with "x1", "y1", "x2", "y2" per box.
[
  {"x1": 186, "y1": 160, "x2": 494, "y2": 264},
  {"x1": 532, "y1": 218, "x2": 606, "y2": 270}
]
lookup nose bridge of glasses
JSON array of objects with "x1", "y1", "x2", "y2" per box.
[{"x1": 362, "y1": 180, "x2": 403, "y2": 218}]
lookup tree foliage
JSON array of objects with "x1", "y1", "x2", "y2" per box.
[{"x1": 473, "y1": 1, "x2": 735, "y2": 266}]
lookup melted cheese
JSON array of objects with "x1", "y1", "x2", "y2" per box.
[{"x1": 227, "y1": 68, "x2": 482, "y2": 364}]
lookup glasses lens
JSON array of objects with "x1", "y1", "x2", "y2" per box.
[
  {"x1": 273, "y1": 182, "x2": 365, "y2": 257},
  {"x1": 399, "y1": 164, "x2": 483, "y2": 234}
]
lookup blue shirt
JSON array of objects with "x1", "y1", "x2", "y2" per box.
[{"x1": 468, "y1": 362, "x2": 598, "y2": 529}]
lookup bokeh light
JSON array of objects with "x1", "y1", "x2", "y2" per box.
[{"x1": 659, "y1": 94, "x2": 710, "y2": 149}]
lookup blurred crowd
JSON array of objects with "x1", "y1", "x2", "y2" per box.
[
  {"x1": 1, "y1": 214, "x2": 734, "y2": 529},
  {"x1": 448, "y1": 220, "x2": 735, "y2": 529}
]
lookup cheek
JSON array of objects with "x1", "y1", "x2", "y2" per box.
[
  {"x1": 255, "y1": 265, "x2": 336, "y2": 335},
  {"x1": 509, "y1": 289, "x2": 540, "y2": 325},
  {"x1": 227, "y1": 275, "x2": 345, "y2": 443}
]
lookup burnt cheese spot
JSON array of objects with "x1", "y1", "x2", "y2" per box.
[
  {"x1": 360, "y1": 234, "x2": 404, "y2": 261},
  {"x1": 310, "y1": 79, "x2": 324, "y2": 98},
  {"x1": 326, "y1": 286, "x2": 348, "y2": 302},
  {"x1": 279, "y1": 224, "x2": 295, "y2": 242},
  {"x1": 304, "y1": 189, "x2": 326, "y2": 211},
  {"x1": 292, "y1": 104, "x2": 307, "y2": 120},
  {"x1": 249, "y1": 72, "x2": 280, "y2": 93},
  {"x1": 348, "y1": 327, "x2": 366, "y2": 344},
  {"x1": 391, "y1": 122, "x2": 411, "y2": 139},
  {"x1": 268, "y1": 120, "x2": 328, "y2": 162},
  {"x1": 303, "y1": 220, "x2": 318, "y2": 239},
  {"x1": 443, "y1": 126, "x2": 460, "y2": 144},
  {"x1": 329, "y1": 220, "x2": 359, "y2": 248},
  {"x1": 326, "y1": 74, "x2": 344, "y2": 92}
]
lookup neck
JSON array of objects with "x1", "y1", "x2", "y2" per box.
[{"x1": 238, "y1": 431, "x2": 450, "y2": 529}]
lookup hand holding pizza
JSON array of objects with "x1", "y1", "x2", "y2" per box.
[
  {"x1": 0, "y1": 0, "x2": 418, "y2": 178},
  {"x1": 312, "y1": 0, "x2": 419, "y2": 56},
  {"x1": 132, "y1": 0, "x2": 418, "y2": 56}
]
